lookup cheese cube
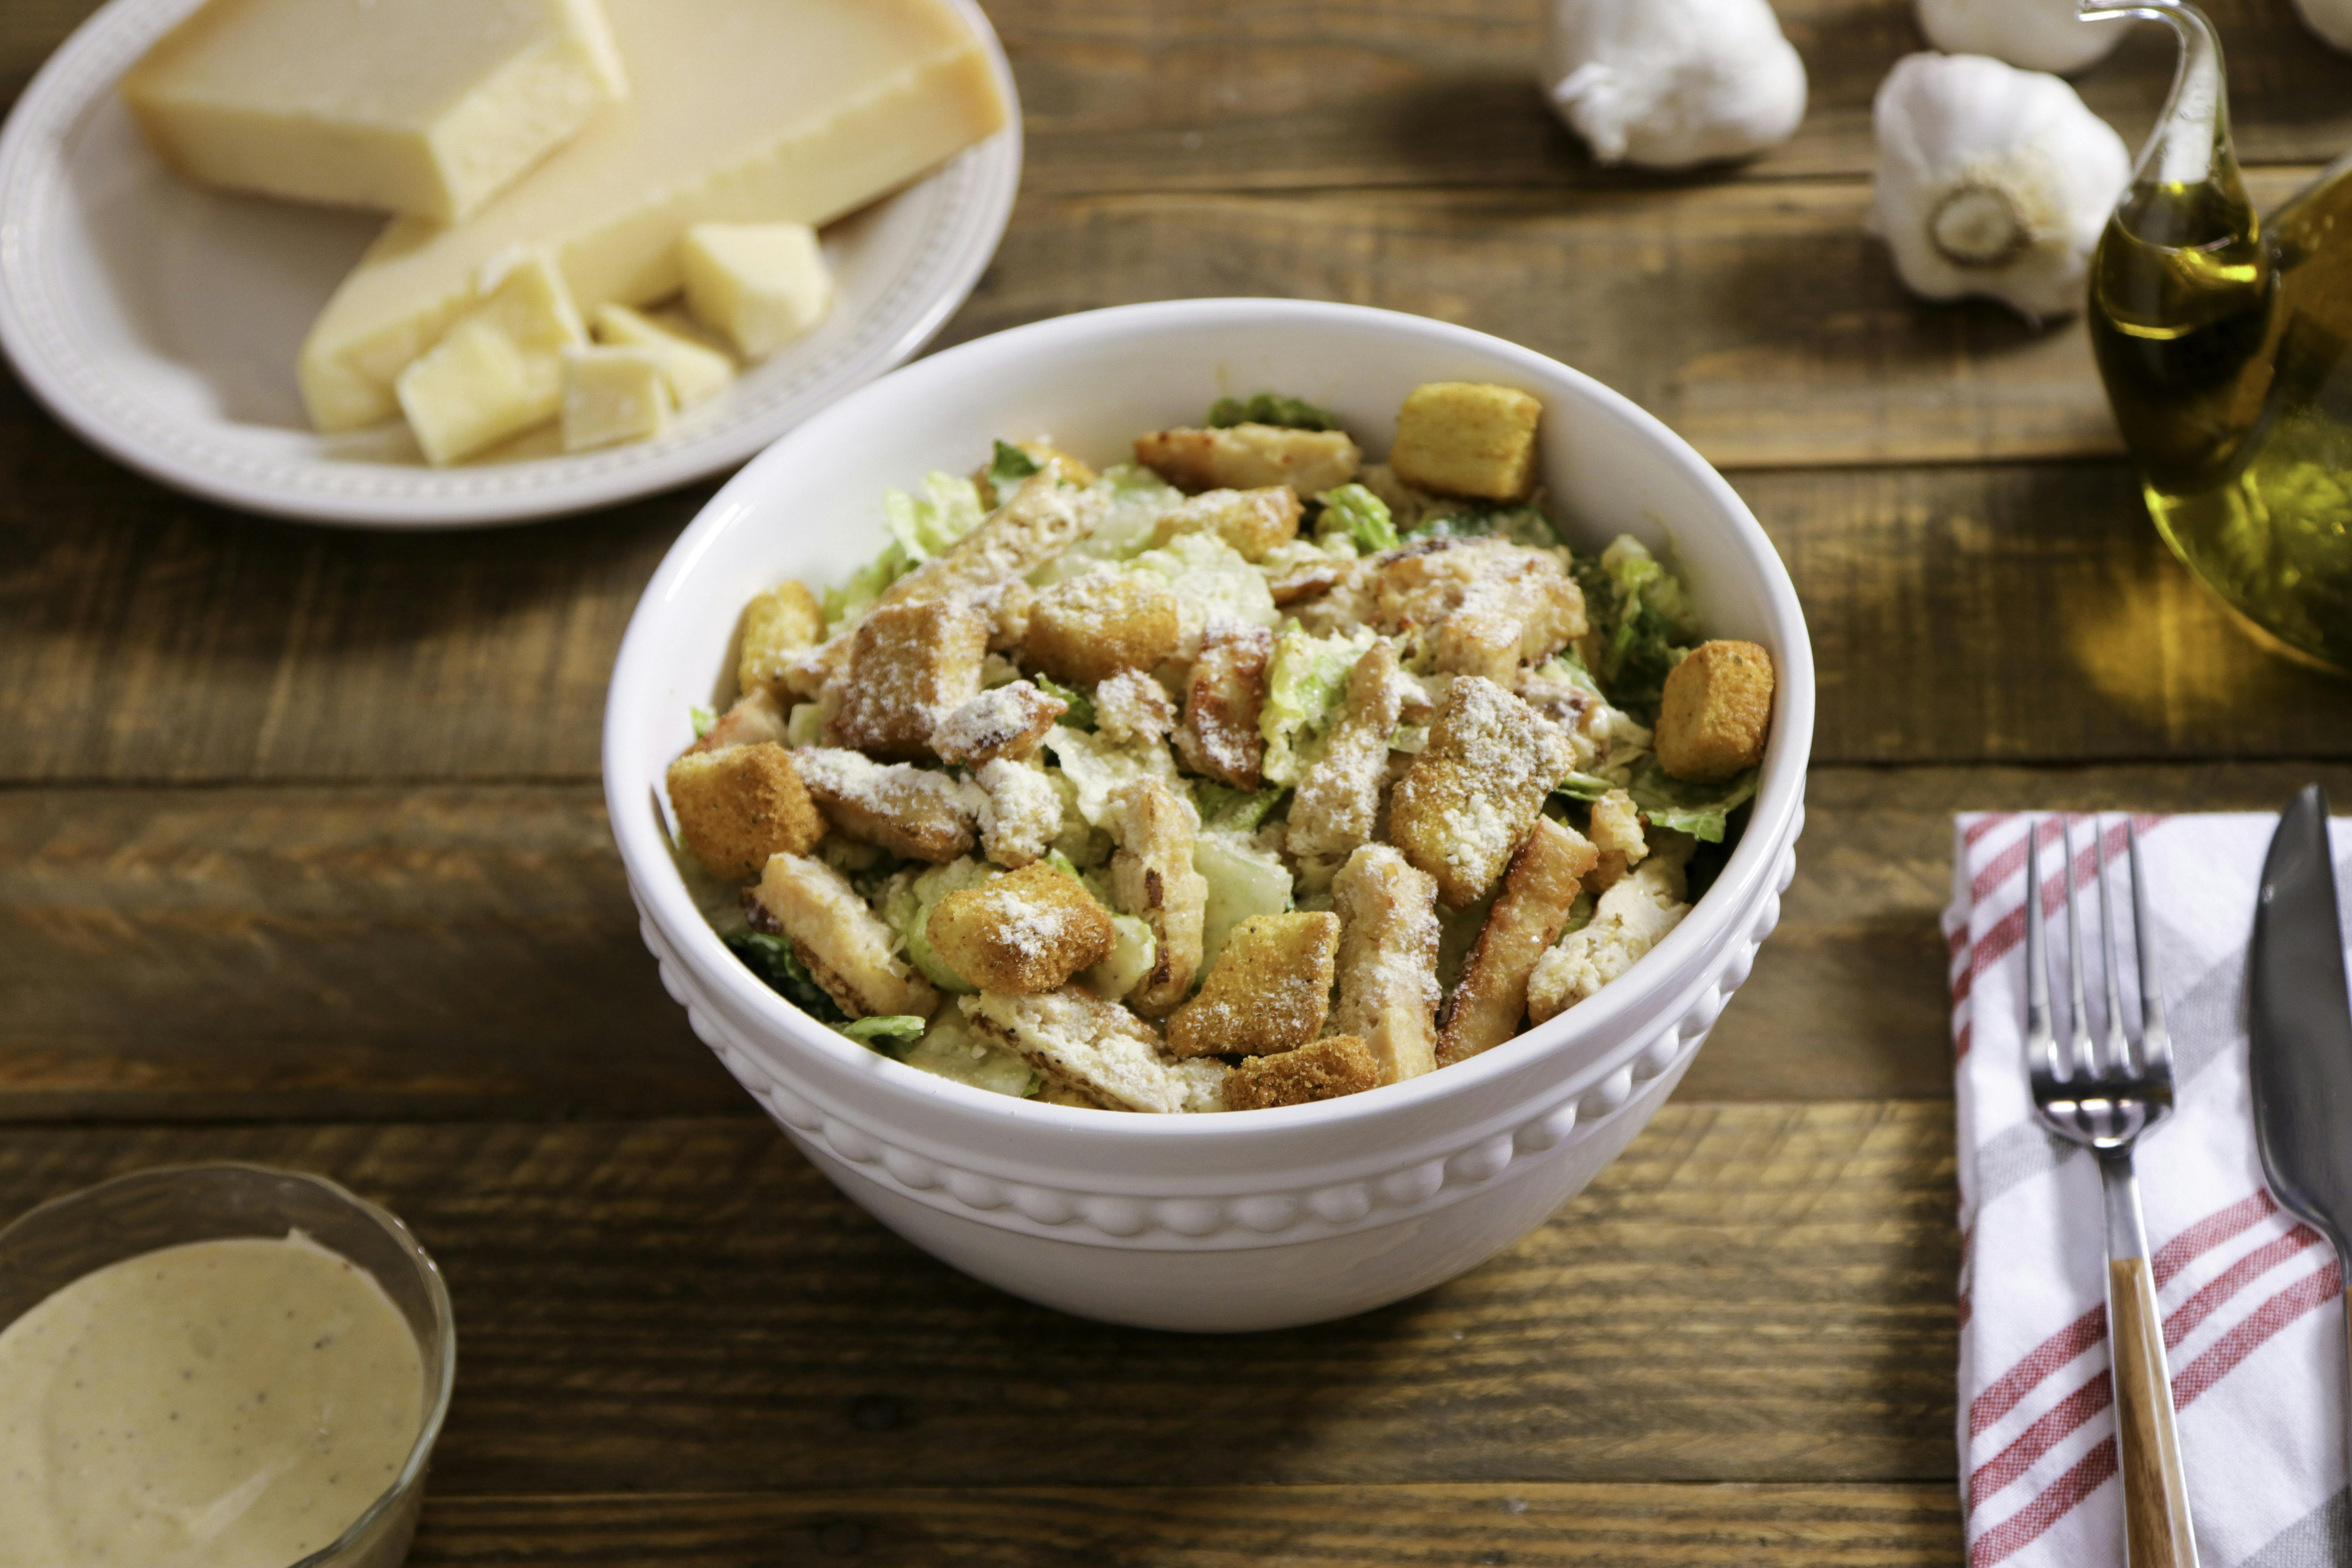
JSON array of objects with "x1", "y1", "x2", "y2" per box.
[
  {"x1": 120, "y1": 0, "x2": 628, "y2": 223},
  {"x1": 679, "y1": 223, "x2": 834, "y2": 361},
  {"x1": 396, "y1": 251, "x2": 585, "y2": 464},
  {"x1": 297, "y1": 0, "x2": 1006, "y2": 431},
  {"x1": 592, "y1": 304, "x2": 735, "y2": 410},
  {"x1": 561, "y1": 345, "x2": 672, "y2": 451}
]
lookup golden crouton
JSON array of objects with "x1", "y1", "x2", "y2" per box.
[
  {"x1": 927, "y1": 863, "x2": 1116, "y2": 994},
  {"x1": 973, "y1": 441, "x2": 1098, "y2": 507},
  {"x1": 736, "y1": 579, "x2": 824, "y2": 697},
  {"x1": 1150, "y1": 486, "x2": 1302, "y2": 562},
  {"x1": 930, "y1": 681, "x2": 1067, "y2": 766},
  {"x1": 1328, "y1": 844, "x2": 1443, "y2": 1084},
  {"x1": 962, "y1": 987, "x2": 1225, "y2": 1114},
  {"x1": 690, "y1": 687, "x2": 790, "y2": 754},
  {"x1": 1388, "y1": 382, "x2": 1543, "y2": 502},
  {"x1": 1435, "y1": 552, "x2": 1585, "y2": 683},
  {"x1": 665, "y1": 742, "x2": 826, "y2": 882},
  {"x1": 1093, "y1": 670, "x2": 1176, "y2": 744},
  {"x1": 1287, "y1": 639, "x2": 1406, "y2": 860},
  {"x1": 1223, "y1": 1035, "x2": 1381, "y2": 1111},
  {"x1": 1134, "y1": 424, "x2": 1361, "y2": 496},
  {"x1": 1175, "y1": 621, "x2": 1272, "y2": 789},
  {"x1": 1388, "y1": 675, "x2": 1576, "y2": 908},
  {"x1": 1587, "y1": 788, "x2": 1648, "y2": 889},
  {"x1": 793, "y1": 748, "x2": 980, "y2": 864},
  {"x1": 1110, "y1": 777, "x2": 1209, "y2": 1016},
  {"x1": 1437, "y1": 818, "x2": 1597, "y2": 1066},
  {"x1": 1655, "y1": 639, "x2": 1775, "y2": 783},
  {"x1": 748, "y1": 854, "x2": 939, "y2": 1020},
  {"x1": 1022, "y1": 571, "x2": 1182, "y2": 688},
  {"x1": 826, "y1": 599, "x2": 990, "y2": 762},
  {"x1": 1167, "y1": 912, "x2": 1341, "y2": 1058}
]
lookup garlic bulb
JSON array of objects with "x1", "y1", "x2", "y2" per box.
[
  {"x1": 2291, "y1": 0, "x2": 2352, "y2": 53},
  {"x1": 1540, "y1": 0, "x2": 1808, "y2": 170},
  {"x1": 1870, "y1": 53, "x2": 2129, "y2": 322},
  {"x1": 1915, "y1": 0, "x2": 2130, "y2": 74}
]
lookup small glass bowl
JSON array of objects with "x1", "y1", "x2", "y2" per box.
[{"x1": 0, "y1": 1163, "x2": 456, "y2": 1568}]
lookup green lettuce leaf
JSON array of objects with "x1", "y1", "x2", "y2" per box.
[
  {"x1": 1399, "y1": 500, "x2": 1561, "y2": 548},
  {"x1": 689, "y1": 705, "x2": 715, "y2": 738},
  {"x1": 987, "y1": 439, "x2": 1041, "y2": 497},
  {"x1": 1573, "y1": 535, "x2": 1702, "y2": 718},
  {"x1": 723, "y1": 931, "x2": 845, "y2": 1022},
  {"x1": 884, "y1": 472, "x2": 988, "y2": 562},
  {"x1": 1259, "y1": 624, "x2": 1378, "y2": 786},
  {"x1": 1626, "y1": 760, "x2": 1759, "y2": 843},
  {"x1": 1032, "y1": 673, "x2": 1095, "y2": 730},
  {"x1": 838, "y1": 1014, "x2": 928, "y2": 1053},
  {"x1": 1552, "y1": 771, "x2": 1617, "y2": 804},
  {"x1": 1196, "y1": 782, "x2": 1289, "y2": 833},
  {"x1": 1314, "y1": 484, "x2": 1397, "y2": 552},
  {"x1": 1205, "y1": 392, "x2": 1338, "y2": 431}
]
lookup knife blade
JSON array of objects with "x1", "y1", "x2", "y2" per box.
[{"x1": 2249, "y1": 785, "x2": 2352, "y2": 1254}]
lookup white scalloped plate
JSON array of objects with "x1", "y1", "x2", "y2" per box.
[{"x1": 0, "y1": 0, "x2": 1022, "y2": 528}]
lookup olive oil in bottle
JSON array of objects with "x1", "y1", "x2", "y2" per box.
[{"x1": 2085, "y1": 0, "x2": 2352, "y2": 674}]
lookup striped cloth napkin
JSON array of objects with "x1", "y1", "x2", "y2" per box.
[{"x1": 1947, "y1": 810, "x2": 2352, "y2": 1568}]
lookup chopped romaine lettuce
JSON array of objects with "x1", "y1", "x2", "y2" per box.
[
  {"x1": 1314, "y1": 483, "x2": 1397, "y2": 552},
  {"x1": 882, "y1": 860, "x2": 1001, "y2": 993},
  {"x1": 885, "y1": 471, "x2": 988, "y2": 562},
  {"x1": 1196, "y1": 782, "x2": 1288, "y2": 833},
  {"x1": 987, "y1": 439, "x2": 1041, "y2": 496},
  {"x1": 1034, "y1": 463, "x2": 1187, "y2": 581},
  {"x1": 723, "y1": 931, "x2": 844, "y2": 1022},
  {"x1": 690, "y1": 704, "x2": 715, "y2": 738},
  {"x1": 1082, "y1": 914, "x2": 1159, "y2": 1001},
  {"x1": 1399, "y1": 500, "x2": 1561, "y2": 549},
  {"x1": 1032, "y1": 673, "x2": 1095, "y2": 730},
  {"x1": 1194, "y1": 831, "x2": 1294, "y2": 975},
  {"x1": 1042, "y1": 726, "x2": 1180, "y2": 828},
  {"x1": 821, "y1": 541, "x2": 911, "y2": 634},
  {"x1": 898, "y1": 1013, "x2": 1041, "y2": 1098},
  {"x1": 1126, "y1": 531, "x2": 1279, "y2": 645},
  {"x1": 1626, "y1": 759, "x2": 1758, "y2": 843},
  {"x1": 1259, "y1": 623, "x2": 1379, "y2": 786},
  {"x1": 1205, "y1": 392, "x2": 1338, "y2": 431},
  {"x1": 785, "y1": 701, "x2": 825, "y2": 748},
  {"x1": 1552, "y1": 771, "x2": 1618, "y2": 803},
  {"x1": 1574, "y1": 535, "x2": 1701, "y2": 718},
  {"x1": 839, "y1": 1015, "x2": 927, "y2": 1052}
]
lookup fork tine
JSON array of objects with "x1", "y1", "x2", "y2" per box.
[
  {"x1": 2094, "y1": 814, "x2": 2130, "y2": 1074},
  {"x1": 2127, "y1": 818, "x2": 2172, "y2": 1073},
  {"x1": 2062, "y1": 815, "x2": 2096, "y2": 1077},
  {"x1": 2024, "y1": 817, "x2": 2056, "y2": 1078}
]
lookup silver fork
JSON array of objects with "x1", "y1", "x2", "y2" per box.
[{"x1": 2025, "y1": 814, "x2": 2199, "y2": 1568}]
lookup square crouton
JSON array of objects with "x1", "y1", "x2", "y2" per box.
[
  {"x1": 927, "y1": 863, "x2": 1116, "y2": 994},
  {"x1": 930, "y1": 681, "x2": 1067, "y2": 766},
  {"x1": 1175, "y1": 621, "x2": 1273, "y2": 789},
  {"x1": 1433, "y1": 550, "x2": 1586, "y2": 683},
  {"x1": 1150, "y1": 487, "x2": 1302, "y2": 562},
  {"x1": 1655, "y1": 639, "x2": 1775, "y2": 782},
  {"x1": 1223, "y1": 1035, "x2": 1381, "y2": 1111},
  {"x1": 1387, "y1": 382, "x2": 1543, "y2": 502},
  {"x1": 1437, "y1": 817, "x2": 1597, "y2": 1067},
  {"x1": 793, "y1": 747, "x2": 980, "y2": 863},
  {"x1": 1328, "y1": 844, "x2": 1443, "y2": 1085},
  {"x1": 748, "y1": 853, "x2": 938, "y2": 1020},
  {"x1": 962, "y1": 987, "x2": 1217, "y2": 1114},
  {"x1": 666, "y1": 742, "x2": 824, "y2": 882},
  {"x1": 1167, "y1": 912, "x2": 1341, "y2": 1058},
  {"x1": 826, "y1": 598, "x2": 990, "y2": 762},
  {"x1": 1134, "y1": 425, "x2": 1361, "y2": 496},
  {"x1": 1388, "y1": 675, "x2": 1575, "y2": 908},
  {"x1": 1023, "y1": 571, "x2": 1182, "y2": 688},
  {"x1": 736, "y1": 579, "x2": 824, "y2": 697}
]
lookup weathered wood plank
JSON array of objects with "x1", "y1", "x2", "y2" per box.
[
  {"x1": 6, "y1": 0, "x2": 2344, "y2": 191},
  {"x1": 6, "y1": 764, "x2": 2347, "y2": 1120},
  {"x1": 404, "y1": 1483, "x2": 1962, "y2": 1566},
  {"x1": 0, "y1": 1107, "x2": 1963, "y2": 1490}
]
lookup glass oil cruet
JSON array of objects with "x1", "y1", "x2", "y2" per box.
[{"x1": 2082, "y1": 0, "x2": 2352, "y2": 674}]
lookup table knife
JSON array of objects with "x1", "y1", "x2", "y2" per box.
[{"x1": 2248, "y1": 784, "x2": 2352, "y2": 1472}]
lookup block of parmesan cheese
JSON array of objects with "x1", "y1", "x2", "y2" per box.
[
  {"x1": 298, "y1": 0, "x2": 1007, "y2": 432},
  {"x1": 679, "y1": 223, "x2": 833, "y2": 361},
  {"x1": 120, "y1": 0, "x2": 628, "y2": 224},
  {"x1": 396, "y1": 251, "x2": 585, "y2": 465}
]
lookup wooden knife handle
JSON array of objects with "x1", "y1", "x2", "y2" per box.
[{"x1": 2110, "y1": 1256, "x2": 2198, "y2": 1568}]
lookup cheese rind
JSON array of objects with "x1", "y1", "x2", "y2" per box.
[
  {"x1": 396, "y1": 251, "x2": 585, "y2": 465},
  {"x1": 592, "y1": 304, "x2": 735, "y2": 410},
  {"x1": 680, "y1": 223, "x2": 833, "y2": 360},
  {"x1": 120, "y1": 0, "x2": 628, "y2": 223},
  {"x1": 561, "y1": 345, "x2": 673, "y2": 450},
  {"x1": 298, "y1": 0, "x2": 1007, "y2": 432}
]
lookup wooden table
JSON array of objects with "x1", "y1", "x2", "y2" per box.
[{"x1": 5, "y1": 2, "x2": 2350, "y2": 1561}]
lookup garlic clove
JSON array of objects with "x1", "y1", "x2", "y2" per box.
[
  {"x1": 1870, "y1": 52, "x2": 2130, "y2": 324},
  {"x1": 1916, "y1": 0, "x2": 2131, "y2": 75},
  {"x1": 2291, "y1": 0, "x2": 2352, "y2": 52},
  {"x1": 1539, "y1": 0, "x2": 1808, "y2": 171}
]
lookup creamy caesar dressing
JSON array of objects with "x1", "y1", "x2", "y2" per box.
[{"x1": 0, "y1": 1233, "x2": 424, "y2": 1568}]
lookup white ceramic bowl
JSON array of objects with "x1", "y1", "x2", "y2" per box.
[{"x1": 604, "y1": 299, "x2": 1814, "y2": 1332}]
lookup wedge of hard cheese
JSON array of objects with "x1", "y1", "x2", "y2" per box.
[
  {"x1": 298, "y1": 0, "x2": 1006, "y2": 433},
  {"x1": 121, "y1": 0, "x2": 628, "y2": 224}
]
